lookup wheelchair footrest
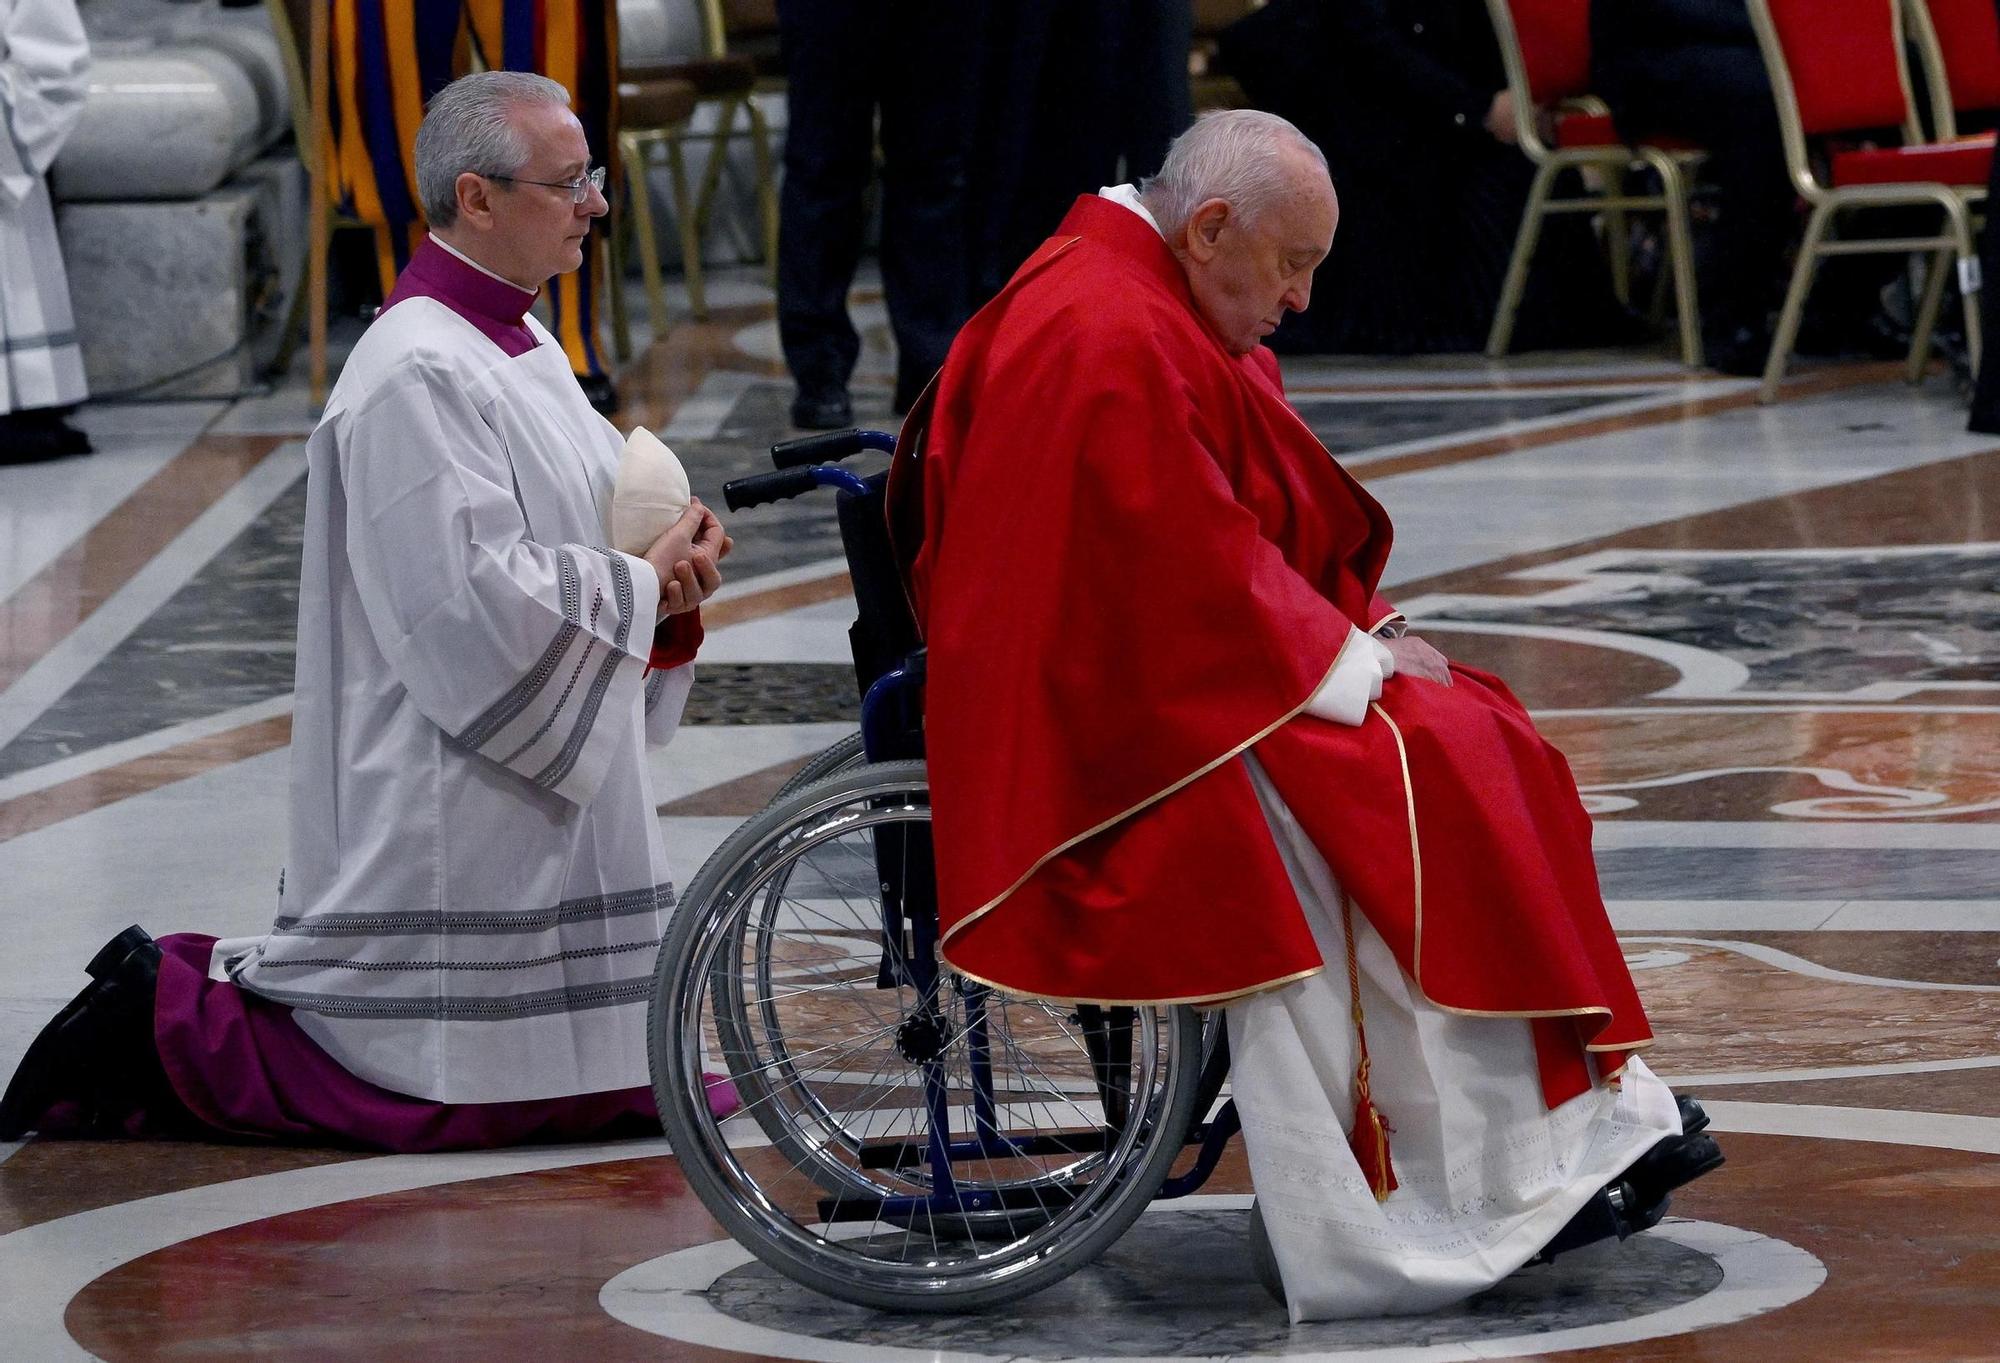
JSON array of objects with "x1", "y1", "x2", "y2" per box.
[{"x1": 855, "y1": 1129, "x2": 1112, "y2": 1171}]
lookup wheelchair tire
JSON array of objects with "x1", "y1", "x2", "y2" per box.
[
  {"x1": 650, "y1": 759, "x2": 1207, "y2": 1313},
  {"x1": 768, "y1": 731, "x2": 866, "y2": 804}
]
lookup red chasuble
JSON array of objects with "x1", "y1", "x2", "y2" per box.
[{"x1": 896, "y1": 196, "x2": 1650, "y2": 1106}]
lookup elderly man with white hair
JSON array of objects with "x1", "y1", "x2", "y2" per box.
[
  {"x1": 899, "y1": 109, "x2": 1723, "y2": 1319},
  {"x1": 1, "y1": 72, "x2": 736, "y2": 1150}
]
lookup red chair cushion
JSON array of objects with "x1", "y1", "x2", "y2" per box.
[
  {"x1": 1830, "y1": 133, "x2": 1996, "y2": 186},
  {"x1": 1553, "y1": 109, "x2": 1701, "y2": 151},
  {"x1": 1768, "y1": 0, "x2": 1910, "y2": 135},
  {"x1": 1927, "y1": 0, "x2": 2000, "y2": 113},
  {"x1": 1507, "y1": 0, "x2": 1592, "y2": 103}
]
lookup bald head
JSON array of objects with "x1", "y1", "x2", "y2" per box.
[{"x1": 1139, "y1": 111, "x2": 1338, "y2": 354}]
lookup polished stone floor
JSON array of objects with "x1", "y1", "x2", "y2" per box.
[{"x1": 4, "y1": 268, "x2": 2000, "y2": 1361}]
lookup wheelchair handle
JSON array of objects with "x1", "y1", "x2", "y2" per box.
[
  {"x1": 724, "y1": 467, "x2": 821, "y2": 511},
  {"x1": 768, "y1": 428, "x2": 898, "y2": 468}
]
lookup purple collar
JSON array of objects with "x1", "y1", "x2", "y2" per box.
[{"x1": 381, "y1": 237, "x2": 540, "y2": 358}]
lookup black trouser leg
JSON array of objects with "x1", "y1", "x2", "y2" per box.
[
  {"x1": 1972, "y1": 124, "x2": 2000, "y2": 431},
  {"x1": 877, "y1": 1, "x2": 980, "y2": 395},
  {"x1": 1616, "y1": 45, "x2": 1793, "y2": 342},
  {"x1": 776, "y1": 0, "x2": 879, "y2": 397}
]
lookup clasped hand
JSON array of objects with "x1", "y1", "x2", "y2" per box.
[{"x1": 644, "y1": 497, "x2": 734, "y2": 617}]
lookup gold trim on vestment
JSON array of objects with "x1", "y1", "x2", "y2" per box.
[
  {"x1": 1367, "y1": 612, "x2": 1408, "y2": 637},
  {"x1": 938, "y1": 956, "x2": 1325, "y2": 1009},
  {"x1": 939, "y1": 629, "x2": 1362, "y2": 956},
  {"x1": 1368, "y1": 699, "x2": 1654, "y2": 1047}
]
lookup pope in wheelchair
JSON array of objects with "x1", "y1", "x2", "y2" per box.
[{"x1": 649, "y1": 108, "x2": 1722, "y2": 1321}]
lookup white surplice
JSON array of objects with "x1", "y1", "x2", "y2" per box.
[
  {"x1": 0, "y1": 0, "x2": 88, "y2": 413},
  {"x1": 1228, "y1": 755, "x2": 1681, "y2": 1321},
  {"x1": 224, "y1": 299, "x2": 693, "y2": 1104}
]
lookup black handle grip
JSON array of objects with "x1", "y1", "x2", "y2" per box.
[
  {"x1": 724, "y1": 467, "x2": 820, "y2": 511},
  {"x1": 770, "y1": 430, "x2": 864, "y2": 468}
]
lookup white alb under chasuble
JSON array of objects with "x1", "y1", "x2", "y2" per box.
[
  {"x1": 227, "y1": 299, "x2": 694, "y2": 1104},
  {"x1": 1228, "y1": 756, "x2": 1681, "y2": 1321},
  {"x1": 0, "y1": 0, "x2": 88, "y2": 413}
]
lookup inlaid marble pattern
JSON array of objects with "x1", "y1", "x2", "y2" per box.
[
  {"x1": 1405, "y1": 545, "x2": 2000, "y2": 701},
  {"x1": 702, "y1": 1209, "x2": 1725, "y2": 1355}
]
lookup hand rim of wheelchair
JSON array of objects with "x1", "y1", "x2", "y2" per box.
[{"x1": 650, "y1": 759, "x2": 1207, "y2": 1312}]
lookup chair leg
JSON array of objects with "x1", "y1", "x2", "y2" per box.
[
  {"x1": 1486, "y1": 159, "x2": 1559, "y2": 358},
  {"x1": 665, "y1": 127, "x2": 709, "y2": 321},
  {"x1": 692, "y1": 96, "x2": 740, "y2": 247},
  {"x1": 1760, "y1": 201, "x2": 1834, "y2": 404},
  {"x1": 1605, "y1": 190, "x2": 1631, "y2": 309},
  {"x1": 1946, "y1": 195, "x2": 1983, "y2": 380},
  {"x1": 622, "y1": 131, "x2": 671, "y2": 338},
  {"x1": 745, "y1": 96, "x2": 780, "y2": 287},
  {"x1": 1908, "y1": 246, "x2": 1953, "y2": 384},
  {"x1": 1645, "y1": 150, "x2": 1703, "y2": 368}
]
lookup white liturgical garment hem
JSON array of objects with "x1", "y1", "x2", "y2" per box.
[{"x1": 1228, "y1": 754, "x2": 1680, "y2": 1321}]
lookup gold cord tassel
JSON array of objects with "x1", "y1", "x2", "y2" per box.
[{"x1": 1341, "y1": 897, "x2": 1398, "y2": 1201}]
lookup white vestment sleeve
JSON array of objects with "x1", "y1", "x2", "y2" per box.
[
  {"x1": 338, "y1": 364, "x2": 661, "y2": 806},
  {"x1": 0, "y1": 0, "x2": 90, "y2": 205},
  {"x1": 1303, "y1": 626, "x2": 1395, "y2": 726},
  {"x1": 643, "y1": 661, "x2": 694, "y2": 746}
]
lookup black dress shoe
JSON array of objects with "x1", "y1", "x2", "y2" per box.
[
  {"x1": 1706, "y1": 323, "x2": 1774, "y2": 378},
  {"x1": 1623, "y1": 1128, "x2": 1726, "y2": 1211},
  {"x1": 0, "y1": 927, "x2": 164, "y2": 1140},
  {"x1": 1677, "y1": 1093, "x2": 1710, "y2": 1137},
  {"x1": 790, "y1": 389, "x2": 853, "y2": 430},
  {"x1": 577, "y1": 373, "x2": 619, "y2": 415}
]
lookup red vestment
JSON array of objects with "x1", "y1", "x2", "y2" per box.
[{"x1": 895, "y1": 196, "x2": 1650, "y2": 1106}]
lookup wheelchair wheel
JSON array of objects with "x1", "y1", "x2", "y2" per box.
[
  {"x1": 769, "y1": 731, "x2": 866, "y2": 804},
  {"x1": 650, "y1": 760, "x2": 1206, "y2": 1312}
]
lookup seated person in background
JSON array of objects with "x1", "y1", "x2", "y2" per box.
[
  {"x1": 1, "y1": 72, "x2": 735, "y2": 1151},
  {"x1": 897, "y1": 110, "x2": 1722, "y2": 1319},
  {"x1": 1591, "y1": 0, "x2": 1791, "y2": 374},
  {"x1": 1216, "y1": 0, "x2": 1637, "y2": 354}
]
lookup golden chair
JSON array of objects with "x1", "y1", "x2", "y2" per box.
[
  {"x1": 1482, "y1": 0, "x2": 1706, "y2": 366},
  {"x1": 1746, "y1": 0, "x2": 1992, "y2": 402},
  {"x1": 616, "y1": 4, "x2": 779, "y2": 334}
]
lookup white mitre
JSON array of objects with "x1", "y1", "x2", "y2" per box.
[{"x1": 610, "y1": 427, "x2": 692, "y2": 555}]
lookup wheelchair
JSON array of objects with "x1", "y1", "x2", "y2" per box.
[{"x1": 647, "y1": 429, "x2": 1240, "y2": 1313}]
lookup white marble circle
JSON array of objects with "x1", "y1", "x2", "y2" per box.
[{"x1": 597, "y1": 1199, "x2": 1824, "y2": 1362}]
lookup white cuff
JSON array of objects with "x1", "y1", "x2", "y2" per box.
[{"x1": 1304, "y1": 626, "x2": 1386, "y2": 727}]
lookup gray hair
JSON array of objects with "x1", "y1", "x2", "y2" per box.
[
  {"x1": 414, "y1": 71, "x2": 573, "y2": 227},
  {"x1": 1139, "y1": 109, "x2": 1330, "y2": 239}
]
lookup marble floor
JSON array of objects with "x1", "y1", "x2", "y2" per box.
[{"x1": 5, "y1": 268, "x2": 2000, "y2": 1361}]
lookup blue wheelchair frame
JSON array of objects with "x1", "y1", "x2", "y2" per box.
[{"x1": 724, "y1": 430, "x2": 1239, "y2": 1227}]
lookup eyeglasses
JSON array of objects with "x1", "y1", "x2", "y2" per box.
[{"x1": 486, "y1": 165, "x2": 607, "y2": 204}]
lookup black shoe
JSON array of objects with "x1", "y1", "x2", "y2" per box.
[
  {"x1": 0, "y1": 416, "x2": 76, "y2": 466},
  {"x1": 1706, "y1": 323, "x2": 1773, "y2": 378},
  {"x1": 790, "y1": 389, "x2": 852, "y2": 430},
  {"x1": 1623, "y1": 1128, "x2": 1726, "y2": 1210},
  {"x1": 1677, "y1": 1093, "x2": 1710, "y2": 1137},
  {"x1": 0, "y1": 927, "x2": 162, "y2": 1140},
  {"x1": 577, "y1": 373, "x2": 619, "y2": 415}
]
